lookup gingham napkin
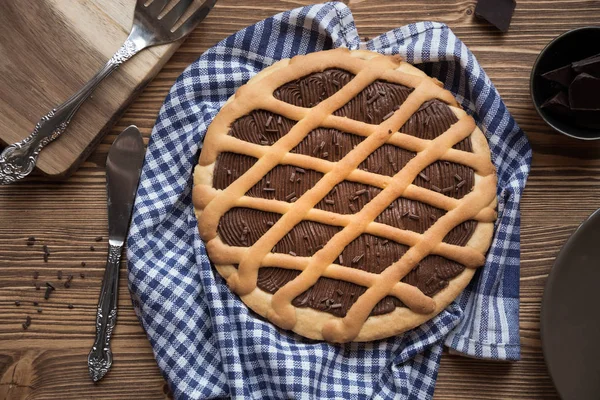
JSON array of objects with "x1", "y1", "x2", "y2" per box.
[{"x1": 127, "y1": 2, "x2": 531, "y2": 399}]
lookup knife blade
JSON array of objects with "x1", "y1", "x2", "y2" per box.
[{"x1": 88, "y1": 125, "x2": 145, "y2": 382}]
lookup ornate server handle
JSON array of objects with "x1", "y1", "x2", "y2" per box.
[
  {"x1": 0, "y1": 39, "x2": 139, "y2": 184},
  {"x1": 88, "y1": 243, "x2": 122, "y2": 382}
]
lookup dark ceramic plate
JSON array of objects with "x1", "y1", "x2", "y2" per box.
[
  {"x1": 541, "y1": 208, "x2": 600, "y2": 399},
  {"x1": 530, "y1": 26, "x2": 600, "y2": 140}
]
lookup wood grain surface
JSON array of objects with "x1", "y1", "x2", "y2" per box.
[
  {"x1": 1, "y1": 0, "x2": 600, "y2": 398},
  {"x1": 0, "y1": 0, "x2": 181, "y2": 178}
]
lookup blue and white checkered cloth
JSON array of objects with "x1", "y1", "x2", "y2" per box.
[{"x1": 127, "y1": 2, "x2": 531, "y2": 399}]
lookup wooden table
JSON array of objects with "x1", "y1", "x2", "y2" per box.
[{"x1": 1, "y1": 1, "x2": 598, "y2": 398}]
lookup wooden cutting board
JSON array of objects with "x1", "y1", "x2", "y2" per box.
[{"x1": 0, "y1": 0, "x2": 182, "y2": 178}]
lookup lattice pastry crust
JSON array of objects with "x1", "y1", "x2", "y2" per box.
[{"x1": 193, "y1": 49, "x2": 497, "y2": 342}]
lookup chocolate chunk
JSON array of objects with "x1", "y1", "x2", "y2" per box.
[
  {"x1": 95, "y1": 236, "x2": 103, "y2": 242},
  {"x1": 572, "y1": 54, "x2": 600, "y2": 78},
  {"x1": 542, "y1": 65, "x2": 576, "y2": 88},
  {"x1": 68, "y1": 304, "x2": 74, "y2": 309},
  {"x1": 15, "y1": 300, "x2": 20, "y2": 306},
  {"x1": 541, "y1": 91, "x2": 572, "y2": 118},
  {"x1": 474, "y1": 0, "x2": 516, "y2": 32},
  {"x1": 27, "y1": 237, "x2": 35, "y2": 246},
  {"x1": 569, "y1": 73, "x2": 600, "y2": 110}
]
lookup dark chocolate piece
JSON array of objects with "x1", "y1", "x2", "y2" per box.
[
  {"x1": 542, "y1": 65, "x2": 576, "y2": 88},
  {"x1": 572, "y1": 54, "x2": 600, "y2": 78},
  {"x1": 569, "y1": 73, "x2": 600, "y2": 110},
  {"x1": 474, "y1": 0, "x2": 516, "y2": 33},
  {"x1": 540, "y1": 91, "x2": 572, "y2": 118}
]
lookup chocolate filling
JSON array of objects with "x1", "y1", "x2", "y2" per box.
[{"x1": 213, "y1": 69, "x2": 476, "y2": 317}]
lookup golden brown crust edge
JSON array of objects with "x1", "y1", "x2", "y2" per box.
[{"x1": 192, "y1": 49, "x2": 497, "y2": 342}]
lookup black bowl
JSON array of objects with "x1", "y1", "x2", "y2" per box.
[{"x1": 531, "y1": 26, "x2": 600, "y2": 140}]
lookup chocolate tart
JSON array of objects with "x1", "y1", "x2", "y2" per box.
[{"x1": 193, "y1": 49, "x2": 497, "y2": 343}]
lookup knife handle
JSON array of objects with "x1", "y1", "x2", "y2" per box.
[
  {"x1": 88, "y1": 243, "x2": 122, "y2": 382},
  {"x1": 0, "y1": 38, "x2": 140, "y2": 184}
]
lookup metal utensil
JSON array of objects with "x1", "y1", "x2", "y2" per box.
[
  {"x1": 88, "y1": 125, "x2": 145, "y2": 382},
  {"x1": 0, "y1": 0, "x2": 217, "y2": 185}
]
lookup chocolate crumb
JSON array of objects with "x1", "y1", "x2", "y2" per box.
[
  {"x1": 95, "y1": 236, "x2": 103, "y2": 242},
  {"x1": 388, "y1": 129, "x2": 393, "y2": 134},
  {"x1": 322, "y1": 152, "x2": 329, "y2": 158},
  {"x1": 27, "y1": 237, "x2": 36, "y2": 246},
  {"x1": 352, "y1": 254, "x2": 364, "y2": 264},
  {"x1": 80, "y1": 273, "x2": 85, "y2": 279},
  {"x1": 68, "y1": 304, "x2": 74, "y2": 309},
  {"x1": 367, "y1": 94, "x2": 379, "y2": 105},
  {"x1": 81, "y1": 262, "x2": 86, "y2": 267},
  {"x1": 33, "y1": 271, "x2": 39, "y2": 279},
  {"x1": 33, "y1": 302, "x2": 38, "y2": 306},
  {"x1": 43, "y1": 245, "x2": 50, "y2": 255},
  {"x1": 227, "y1": 169, "x2": 231, "y2": 176},
  {"x1": 285, "y1": 192, "x2": 297, "y2": 201},
  {"x1": 35, "y1": 283, "x2": 41, "y2": 291},
  {"x1": 37, "y1": 308, "x2": 42, "y2": 313},
  {"x1": 15, "y1": 300, "x2": 20, "y2": 306},
  {"x1": 382, "y1": 111, "x2": 395, "y2": 121},
  {"x1": 350, "y1": 292, "x2": 355, "y2": 297},
  {"x1": 44, "y1": 282, "x2": 55, "y2": 300},
  {"x1": 57, "y1": 270, "x2": 62, "y2": 280},
  {"x1": 43, "y1": 253, "x2": 49, "y2": 263},
  {"x1": 90, "y1": 246, "x2": 95, "y2": 251},
  {"x1": 290, "y1": 197, "x2": 298, "y2": 203}
]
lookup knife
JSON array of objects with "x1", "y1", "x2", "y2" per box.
[{"x1": 88, "y1": 125, "x2": 145, "y2": 382}]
